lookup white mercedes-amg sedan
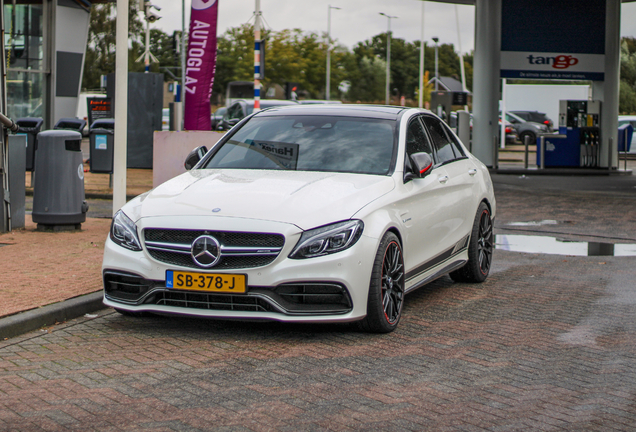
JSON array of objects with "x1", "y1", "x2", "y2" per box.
[{"x1": 102, "y1": 105, "x2": 495, "y2": 333}]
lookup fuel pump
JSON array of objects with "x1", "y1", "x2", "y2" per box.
[{"x1": 557, "y1": 100, "x2": 601, "y2": 167}]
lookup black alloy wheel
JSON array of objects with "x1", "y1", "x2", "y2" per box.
[
  {"x1": 476, "y1": 209, "x2": 493, "y2": 276},
  {"x1": 450, "y1": 202, "x2": 493, "y2": 283},
  {"x1": 381, "y1": 241, "x2": 404, "y2": 324},
  {"x1": 360, "y1": 232, "x2": 405, "y2": 333}
]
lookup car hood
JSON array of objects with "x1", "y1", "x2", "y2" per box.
[{"x1": 128, "y1": 169, "x2": 395, "y2": 230}]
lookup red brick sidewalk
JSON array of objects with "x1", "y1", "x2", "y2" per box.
[{"x1": 0, "y1": 217, "x2": 111, "y2": 318}]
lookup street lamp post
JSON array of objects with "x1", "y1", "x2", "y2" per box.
[
  {"x1": 380, "y1": 13, "x2": 397, "y2": 105},
  {"x1": 432, "y1": 36, "x2": 439, "y2": 91},
  {"x1": 326, "y1": 5, "x2": 341, "y2": 101},
  {"x1": 254, "y1": 0, "x2": 263, "y2": 112},
  {"x1": 113, "y1": 0, "x2": 129, "y2": 214}
]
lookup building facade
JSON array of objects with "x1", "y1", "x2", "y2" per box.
[{"x1": 4, "y1": 0, "x2": 102, "y2": 128}]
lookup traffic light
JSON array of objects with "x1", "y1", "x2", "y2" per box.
[{"x1": 285, "y1": 82, "x2": 299, "y2": 100}]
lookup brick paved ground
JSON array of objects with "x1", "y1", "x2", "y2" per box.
[
  {"x1": 0, "y1": 218, "x2": 110, "y2": 318},
  {"x1": 0, "y1": 172, "x2": 635, "y2": 430}
]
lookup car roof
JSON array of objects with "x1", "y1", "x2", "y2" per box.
[
  {"x1": 238, "y1": 99, "x2": 298, "y2": 107},
  {"x1": 254, "y1": 104, "x2": 409, "y2": 120},
  {"x1": 298, "y1": 100, "x2": 343, "y2": 104}
]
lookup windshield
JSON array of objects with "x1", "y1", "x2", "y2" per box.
[{"x1": 202, "y1": 115, "x2": 396, "y2": 175}]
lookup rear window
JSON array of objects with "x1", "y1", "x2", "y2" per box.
[{"x1": 202, "y1": 115, "x2": 396, "y2": 175}]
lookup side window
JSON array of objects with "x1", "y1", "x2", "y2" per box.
[
  {"x1": 422, "y1": 116, "x2": 456, "y2": 164},
  {"x1": 442, "y1": 123, "x2": 467, "y2": 159},
  {"x1": 406, "y1": 117, "x2": 434, "y2": 157}
]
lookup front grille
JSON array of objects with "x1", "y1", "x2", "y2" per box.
[
  {"x1": 155, "y1": 291, "x2": 274, "y2": 312},
  {"x1": 143, "y1": 228, "x2": 285, "y2": 270},
  {"x1": 144, "y1": 229, "x2": 284, "y2": 248}
]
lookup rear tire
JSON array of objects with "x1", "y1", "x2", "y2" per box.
[
  {"x1": 450, "y1": 202, "x2": 493, "y2": 283},
  {"x1": 359, "y1": 232, "x2": 405, "y2": 333},
  {"x1": 520, "y1": 131, "x2": 536, "y2": 146}
]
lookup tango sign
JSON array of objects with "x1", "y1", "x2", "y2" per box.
[{"x1": 500, "y1": 0, "x2": 606, "y2": 81}]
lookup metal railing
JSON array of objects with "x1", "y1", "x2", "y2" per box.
[{"x1": 0, "y1": 112, "x2": 18, "y2": 133}]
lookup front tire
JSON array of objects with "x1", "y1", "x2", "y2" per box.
[
  {"x1": 359, "y1": 232, "x2": 405, "y2": 333},
  {"x1": 450, "y1": 202, "x2": 493, "y2": 283}
]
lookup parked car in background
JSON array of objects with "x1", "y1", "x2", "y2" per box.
[
  {"x1": 102, "y1": 105, "x2": 496, "y2": 333},
  {"x1": 509, "y1": 110, "x2": 554, "y2": 131},
  {"x1": 210, "y1": 107, "x2": 227, "y2": 130},
  {"x1": 502, "y1": 111, "x2": 549, "y2": 145},
  {"x1": 498, "y1": 117, "x2": 520, "y2": 145},
  {"x1": 217, "y1": 99, "x2": 299, "y2": 131},
  {"x1": 618, "y1": 115, "x2": 636, "y2": 154}
]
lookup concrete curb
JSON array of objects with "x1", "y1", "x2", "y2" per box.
[
  {"x1": 25, "y1": 189, "x2": 137, "y2": 201},
  {"x1": 0, "y1": 292, "x2": 105, "y2": 340},
  {"x1": 491, "y1": 167, "x2": 633, "y2": 176}
]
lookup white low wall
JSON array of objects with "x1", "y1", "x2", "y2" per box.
[{"x1": 153, "y1": 131, "x2": 225, "y2": 188}]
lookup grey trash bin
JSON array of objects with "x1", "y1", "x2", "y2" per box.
[
  {"x1": 54, "y1": 117, "x2": 87, "y2": 135},
  {"x1": 89, "y1": 118, "x2": 115, "y2": 173},
  {"x1": 16, "y1": 117, "x2": 43, "y2": 172},
  {"x1": 32, "y1": 130, "x2": 89, "y2": 230}
]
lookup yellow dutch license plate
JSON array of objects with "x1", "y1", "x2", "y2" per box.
[{"x1": 166, "y1": 270, "x2": 247, "y2": 294}]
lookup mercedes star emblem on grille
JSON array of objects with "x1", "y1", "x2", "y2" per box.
[{"x1": 191, "y1": 235, "x2": 222, "y2": 268}]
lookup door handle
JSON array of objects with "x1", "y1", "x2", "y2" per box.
[
  {"x1": 468, "y1": 169, "x2": 477, "y2": 176},
  {"x1": 438, "y1": 175, "x2": 449, "y2": 184}
]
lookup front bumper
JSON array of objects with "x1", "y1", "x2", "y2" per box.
[{"x1": 102, "y1": 216, "x2": 378, "y2": 323}]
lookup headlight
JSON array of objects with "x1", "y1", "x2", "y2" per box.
[
  {"x1": 289, "y1": 220, "x2": 364, "y2": 259},
  {"x1": 110, "y1": 210, "x2": 142, "y2": 251}
]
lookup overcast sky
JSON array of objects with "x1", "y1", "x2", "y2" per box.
[{"x1": 149, "y1": 0, "x2": 636, "y2": 54}]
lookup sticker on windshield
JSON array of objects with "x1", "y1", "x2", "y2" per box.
[{"x1": 253, "y1": 141, "x2": 300, "y2": 170}]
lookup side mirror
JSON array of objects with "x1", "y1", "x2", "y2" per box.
[
  {"x1": 410, "y1": 152, "x2": 433, "y2": 178},
  {"x1": 228, "y1": 119, "x2": 240, "y2": 126},
  {"x1": 184, "y1": 145, "x2": 208, "y2": 170}
]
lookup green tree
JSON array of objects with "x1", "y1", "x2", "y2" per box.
[
  {"x1": 145, "y1": 28, "x2": 178, "y2": 76},
  {"x1": 620, "y1": 37, "x2": 636, "y2": 114},
  {"x1": 346, "y1": 56, "x2": 386, "y2": 102},
  {"x1": 213, "y1": 24, "x2": 255, "y2": 98},
  {"x1": 82, "y1": 3, "x2": 163, "y2": 90}
]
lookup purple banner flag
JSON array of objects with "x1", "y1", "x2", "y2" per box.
[{"x1": 184, "y1": 0, "x2": 219, "y2": 130}]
